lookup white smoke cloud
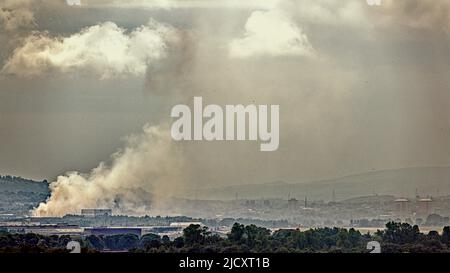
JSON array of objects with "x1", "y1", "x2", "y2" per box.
[
  {"x1": 228, "y1": 0, "x2": 450, "y2": 59},
  {"x1": 33, "y1": 125, "x2": 186, "y2": 217},
  {"x1": 0, "y1": 0, "x2": 36, "y2": 31},
  {"x1": 2, "y1": 20, "x2": 178, "y2": 78},
  {"x1": 229, "y1": 9, "x2": 315, "y2": 58}
]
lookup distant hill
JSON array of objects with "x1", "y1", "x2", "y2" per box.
[
  {"x1": 191, "y1": 166, "x2": 450, "y2": 201},
  {"x1": 0, "y1": 175, "x2": 49, "y2": 193},
  {"x1": 3, "y1": 166, "x2": 450, "y2": 215},
  {"x1": 0, "y1": 175, "x2": 50, "y2": 216}
]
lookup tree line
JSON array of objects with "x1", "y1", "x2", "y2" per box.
[{"x1": 1, "y1": 222, "x2": 450, "y2": 253}]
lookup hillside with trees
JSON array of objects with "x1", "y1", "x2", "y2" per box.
[{"x1": 0, "y1": 175, "x2": 49, "y2": 216}]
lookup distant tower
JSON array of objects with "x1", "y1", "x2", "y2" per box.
[
  {"x1": 394, "y1": 198, "x2": 410, "y2": 217},
  {"x1": 418, "y1": 198, "x2": 433, "y2": 217},
  {"x1": 332, "y1": 189, "x2": 336, "y2": 202},
  {"x1": 304, "y1": 196, "x2": 308, "y2": 207},
  {"x1": 288, "y1": 197, "x2": 299, "y2": 209}
]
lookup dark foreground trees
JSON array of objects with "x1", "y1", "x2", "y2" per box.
[{"x1": 1, "y1": 222, "x2": 450, "y2": 253}]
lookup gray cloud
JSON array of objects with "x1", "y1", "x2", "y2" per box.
[
  {"x1": 0, "y1": 0, "x2": 36, "y2": 31},
  {"x1": 376, "y1": 0, "x2": 450, "y2": 32}
]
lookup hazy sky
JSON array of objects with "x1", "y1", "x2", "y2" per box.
[{"x1": 1, "y1": 0, "x2": 450, "y2": 188}]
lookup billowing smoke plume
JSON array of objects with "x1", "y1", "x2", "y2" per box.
[
  {"x1": 4, "y1": 9, "x2": 189, "y2": 216},
  {"x1": 2, "y1": 20, "x2": 178, "y2": 78},
  {"x1": 229, "y1": 8, "x2": 315, "y2": 58},
  {"x1": 33, "y1": 125, "x2": 186, "y2": 217}
]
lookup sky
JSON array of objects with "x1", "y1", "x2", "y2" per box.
[{"x1": 1, "y1": 0, "x2": 450, "y2": 215}]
